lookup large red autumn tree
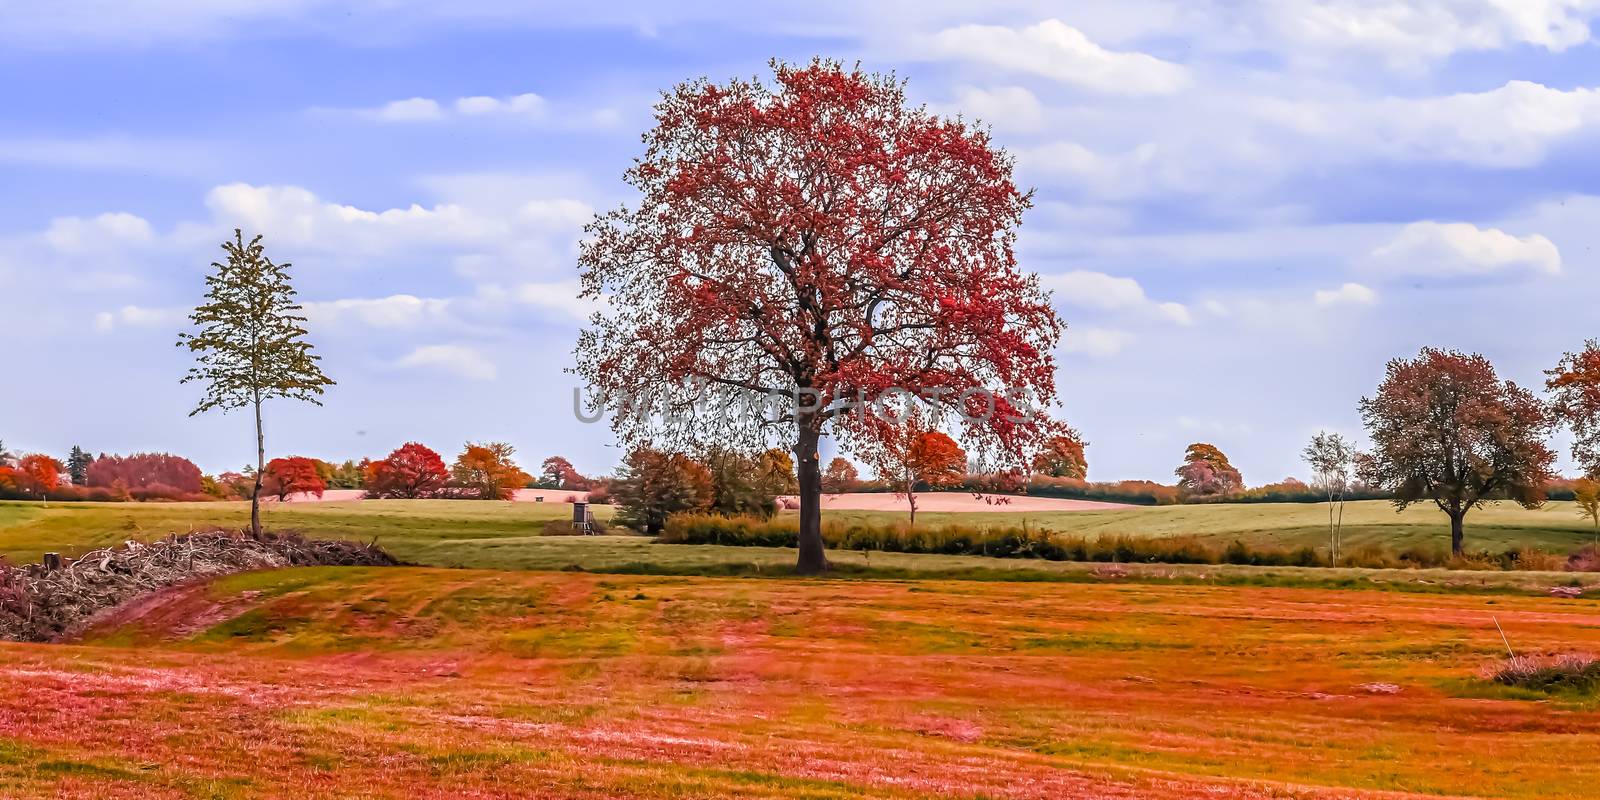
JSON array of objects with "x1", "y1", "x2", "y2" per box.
[
  {"x1": 1359, "y1": 348, "x2": 1554, "y2": 555},
  {"x1": 364, "y1": 442, "x2": 449, "y2": 499},
  {"x1": 574, "y1": 60, "x2": 1064, "y2": 573}
]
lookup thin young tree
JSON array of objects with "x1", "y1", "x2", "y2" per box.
[
  {"x1": 178, "y1": 230, "x2": 334, "y2": 536},
  {"x1": 574, "y1": 59, "x2": 1064, "y2": 574},
  {"x1": 1302, "y1": 431, "x2": 1353, "y2": 563}
]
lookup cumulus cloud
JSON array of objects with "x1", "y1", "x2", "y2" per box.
[
  {"x1": 1273, "y1": 0, "x2": 1599, "y2": 62},
  {"x1": 41, "y1": 212, "x2": 156, "y2": 253},
  {"x1": 93, "y1": 304, "x2": 183, "y2": 332},
  {"x1": 345, "y1": 92, "x2": 620, "y2": 128},
  {"x1": 1042, "y1": 270, "x2": 1192, "y2": 325},
  {"x1": 929, "y1": 19, "x2": 1188, "y2": 95},
  {"x1": 364, "y1": 93, "x2": 547, "y2": 122},
  {"x1": 935, "y1": 86, "x2": 1044, "y2": 132},
  {"x1": 1365, "y1": 81, "x2": 1600, "y2": 168},
  {"x1": 1059, "y1": 326, "x2": 1133, "y2": 359},
  {"x1": 303, "y1": 294, "x2": 455, "y2": 329},
  {"x1": 1312, "y1": 282, "x2": 1377, "y2": 307},
  {"x1": 1369, "y1": 221, "x2": 1561, "y2": 278},
  {"x1": 196, "y1": 183, "x2": 591, "y2": 279},
  {"x1": 395, "y1": 344, "x2": 498, "y2": 381}
]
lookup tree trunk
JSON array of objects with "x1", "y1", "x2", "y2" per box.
[
  {"x1": 251, "y1": 395, "x2": 264, "y2": 537},
  {"x1": 794, "y1": 420, "x2": 828, "y2": 575},
  {"x1": 1326, "y1": 489, "x2": 1335, "y2": 564},
  {"x1": 1449, "y1": 509, "x2": 1465, "y2": 556}
]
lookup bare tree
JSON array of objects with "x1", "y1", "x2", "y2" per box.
[{"x1": 1303, "y1": 431, "x2": 1354, "y2": 563}]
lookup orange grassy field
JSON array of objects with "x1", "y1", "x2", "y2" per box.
[{"x1": 0, "y1": 567, "x2": 1595, "y2": 798}]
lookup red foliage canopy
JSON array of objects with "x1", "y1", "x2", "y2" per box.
[
  {"x1": 263, "y1": 456, "x2": 326, "y2": 501},
  {"x1": 87, "y1": 453, "x2": 204, "y2": 494},
  {"x1": 1174, "y1": 443, "x2": 1243, "y2": 497},
  {"x1": 15, "y1": 455, "x2": 62, "y2": 496},
  {"x1": 364, "y1": 443, "x2": 449, "y2": 499},
  {"x1": 1547, "y1": 339, "x2": 1600, "y2": 476},
  {"x1": 575, "y1": 59, "x2": 1064, "y2": 571},
  {"x1": 540, "y1": 456, "x2": 590, "y2": 490}
]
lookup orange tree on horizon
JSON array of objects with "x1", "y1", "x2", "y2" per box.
[
  {"x1": 262, "y1": 456, "x2": 326, "y2": 501},
  {"x1": 870, "y1": 425, "x2": 966, "y2": 527},
  {"x1": 1174, "y1": 442, "x2": 1243, "y2": 498},
  {"x1": 1359, "y1": 347, "x2": 1555, "y2": 556},
  {"x1": 451, "y1": 443, "x2": 530, "y2": 501},
  {"x1": 1032, "y1": 430, "x2": 1088, "y2": 479},
  {"x1": 573, "y1": 60, "x2": 1064, "y2": 573}
]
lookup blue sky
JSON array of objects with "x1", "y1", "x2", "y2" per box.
[{"x1": 3, "y1": 1, "x2": 1598, "y2": 483}]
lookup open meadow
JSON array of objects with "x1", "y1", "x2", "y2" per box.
[
  {"x1": 0, "y1": 498, "x2": 1599, "y2": 796},
  {"x1": 2, "y1": 497, "x2": 1596, "y2": 572},
  {"x1": 0, "y1": 565, "x2": 1596, "y2": 798}
]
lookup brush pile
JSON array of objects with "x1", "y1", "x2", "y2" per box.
[{"x1": 0, "y1": 528, "x2": 399, "y2": 642}]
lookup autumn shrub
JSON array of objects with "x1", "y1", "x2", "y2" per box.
[
  {"x1": 1026, "y1": 477, "x2": 1182, "y2": 506},
  {"x1": 585, "y1": 480, "x2": 613, "y2": 505},
  {"x1": 1566, "y1": 545, "x2": 1600, "y2": 572},
  {"x1": 658, "y1": 514, "x2": 1333, "y2": 566},
  {"x1": 1339, "y1": 543, "x2": 1400, "y2": 569},
  {"x1": 1508, "y1": 547, "x2": 1566, "y2": 571},
  {"x1": 127, "y1": 483, "x2": 210, "y2": 502},
  {"x1": 1488, "y1": 654, "x2": 1600, "y2": 694},
  {"x1": 1445, "y1": 551, "x2": 1504, "y2": 571}
]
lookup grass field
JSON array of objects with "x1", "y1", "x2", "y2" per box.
[
  {"x1": 0, "y1": 566, "x2": 1595, "y2": 798},
  {"x1": 2, "y1": 497, "x2": 1596, "y2": 572},
  {"x1": 3, "y1": 498, "x2": 1600, "y2": 796}
]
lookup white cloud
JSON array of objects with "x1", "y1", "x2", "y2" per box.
[
  {"x1": 93, "y1": 304, "x2": 183, "y2": 332},
  {"x1": 371, "y1": 97, "x2": 443, "y2": 122},
  {"x1": 1368, "y1": 80, "x2": 1600, "y2": 167},
  {"x1": 929, "y1": 19, "x2": 1188, "y2": 95},
  {"x1": 455, "y1": 93, "x2": 546, "y2": 117},
  {"x1": 1059, "y1": 326, "x2": 1133, "y2": 359},
  {"x1": 1312, "y1": 282, "x2": 1377, "y2": 306},
  {"x1": 303, "y1": 294, "x2": 455, "y2": 329},
  {"x1": 395, "y1": 344, "x2": 498, "y2": 381},
  {"x1": 41, "y1": 212, "x2": 156, "y2": 252},
  {"x1": 937, "y1": 86, "x2": 1043, "y2": 132},
  {"x1": 1369, "y1": 221, "x2": 1561, "y2": 278},
  {"x1": 509, "y1": 280, "x2": 604, "y2": 321},
  {"x1": 196, "y1": 183, "x2": 591, "y2": 279},
  {"x1": 1276, "y1": 0, "x2": 1599, "y2": 62},
  {"x1": 348, "y1": 92, "x2": 613, "y2": 128},
  {"x1": 1042, "y1": 270, "x2": 1192, "y2": 325}
]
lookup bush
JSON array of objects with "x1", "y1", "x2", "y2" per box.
[
  {"x1": 1488, "y1": 654, "x2": 1600, "y2": 694},
  {"x1": 1025, "y1": 477, "x2": 1182, "y2": 506},
  {"x1": 658, "y1": 514, "x2": 1333, "y2": 566},
  {"x1": 1567, "y1": 544, "x2": 1600, "y2": 572}
]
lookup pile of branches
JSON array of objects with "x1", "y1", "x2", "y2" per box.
[{"x1": 0, "y1": 528, "x2": 399, "y2": 642}]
